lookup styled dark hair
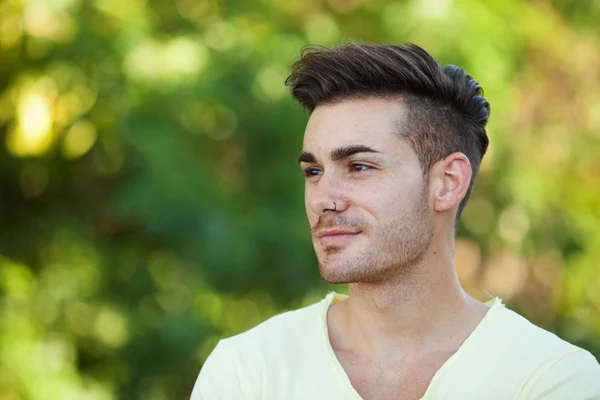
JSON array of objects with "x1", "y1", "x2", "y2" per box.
[{"x1": 285, "y1": 42, "x2": 490, "y2": 222}]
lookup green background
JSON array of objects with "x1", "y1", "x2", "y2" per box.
[{"x1": 1, "y1": 0, "x2": 600, "y2": 398}]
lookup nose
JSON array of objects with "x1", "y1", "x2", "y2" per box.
[{"x1": 308, "y1": 173, "x2": 349, "y2": 216}]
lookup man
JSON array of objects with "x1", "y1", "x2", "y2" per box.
[{"x1": 191, "y1": 43, "x2": 600, "y2": 399}]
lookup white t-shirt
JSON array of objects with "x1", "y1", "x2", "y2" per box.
[{"x1": 192, "y1": 292, "x2": 600, "y2": 399}]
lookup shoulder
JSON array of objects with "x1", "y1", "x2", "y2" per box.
[
  {"x1": 492, "y1": 305, "x2": 584, "y2": 357},
  {"x1": 225, "y1": 296, "x2": 326, "y2": 351},
  {"x1": 223, "y1": 296, "x2": 332, "y2": 374},
  {"x1": 216, "y1": 296, "x2": 328, "y2": 363},
  {"x1": 191, "y1": 297, "x2": 328, "y2": 399},
  {"x1": 518, "y1": 349, "x2": 600, "y2": 399},
  {"x1": 432, "y1": 301, "x2": 599, "y2": 398},
  {"x1": 489, "y1": 305, "x2": 600, "y2": 395}
]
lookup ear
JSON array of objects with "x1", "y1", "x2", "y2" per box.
[{"x1": 430, "y1": 152, "x2": 472, "y2": 213}]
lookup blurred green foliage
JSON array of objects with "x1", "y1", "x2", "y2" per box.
[{"x1": 1, "y1": 0, "x2": 600, "y2": 398}]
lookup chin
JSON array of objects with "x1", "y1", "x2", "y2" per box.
[
  {"x1": 317, "y1": 254, "x2": 364, "y2": 284},
  {"x1": 319, "y1": 268, "x2": 354, "y2": 284}
]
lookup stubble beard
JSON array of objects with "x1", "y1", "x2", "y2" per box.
[{"x1": 316, "y1": 188, "x2": 433, "y2": 284}]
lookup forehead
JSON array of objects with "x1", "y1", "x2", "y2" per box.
[{"x1": 303, "y1": 97, "x2": 408, "y2": 151}]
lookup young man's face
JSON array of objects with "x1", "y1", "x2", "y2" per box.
[{"x1": 300, "y1": 97, "x2": 434, "y2": 284}]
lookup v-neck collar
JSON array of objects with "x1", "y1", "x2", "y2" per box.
[{"x1": 318, "y1": 291, "x2": 504, "y2": 399}]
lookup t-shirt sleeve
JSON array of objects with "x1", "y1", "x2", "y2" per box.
[
  {"x1": 190, "y1": 340, "x2": 247, "y2": 400},
  {"x1": 523, "y1": 350, "x2": 600, "y2": 400}
]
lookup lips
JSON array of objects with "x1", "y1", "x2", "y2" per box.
[
  {"x1": 316, "y1": 229, "x2": 361, "y2": 247},
  {"x1": 317, "y1": 229, "x2": 360, "y2": 238}
]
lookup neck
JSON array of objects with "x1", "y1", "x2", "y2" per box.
[{"x1": 330, "y1": 239, "x2": 487, "y2": 359}]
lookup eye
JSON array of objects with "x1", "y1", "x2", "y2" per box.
[
  {"x1": 351, "y1": 163, "x2": 371, "y2": 172},
  {"x1": 303, "y1": 167, "x2": 323, "y2": 178}
]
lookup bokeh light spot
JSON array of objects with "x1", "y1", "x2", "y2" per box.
[
  {"x1": 498, "y1": 205, "x2": 530, "y2": 247},
  {"x1": 483, "y1": 251, "x2": 527, "y2": 300},
  {"x1": 204, "y1": 21, "x2": 237, "y2": 52},
  {"x1": 0, "y1": 258, "x2": 36, "y2": 300},
  {"x1": 94, "y1": 307, "x2": 130, "y2": 348},
  {"x1": 202, "y1": 105, "x2": 238, "y2": 140},
  {"x1": 7, "y1": 88, "x2": 55, "y2": 157},
  {"x1": 124, "y1": 37, "x2": 209, "y2": 84},
  {"x1": 0, "y1": 11, "x2": 22, "y2": 49},
  {"x1": 253, "y1": 65, "x2": 288, "y2": 103},
  {"x1": 62, "y1": 119, "x2": 97, "y2": 159},
  {"x1": 163, "y1": 37, "x2": 209, "y2": 76},
  {"x1": 303, "y1": 13, "x2": 340, "y2": 45},
  {"x1": 454, "y1": 238, "x2": 481, "y2": 282}
]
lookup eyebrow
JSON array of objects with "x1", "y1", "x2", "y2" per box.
[{"x1": 297, "y1": 145, "x2": 381, "y2": 163}]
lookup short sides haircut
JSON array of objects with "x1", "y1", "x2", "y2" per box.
[{"x1": 285, "y1": 42, "x2": 490, "y2": 222}]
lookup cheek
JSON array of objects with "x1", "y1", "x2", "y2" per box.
[
  {"x1": 350, "y1": 190, "x2": 380, "y2": 217},
  {"x1": 305, "y1": 188, "x2": 317, "y2": 222},
  {"x1": 366, "y1": 178, "x2": 423, "y2": 215},
  {"x1": 304, "y1": 186, "x2": 311, "y2": 210}
]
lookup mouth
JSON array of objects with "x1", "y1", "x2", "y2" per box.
[{"x1": 317, "y1": 229, "x2": 361, "y2": 247}]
